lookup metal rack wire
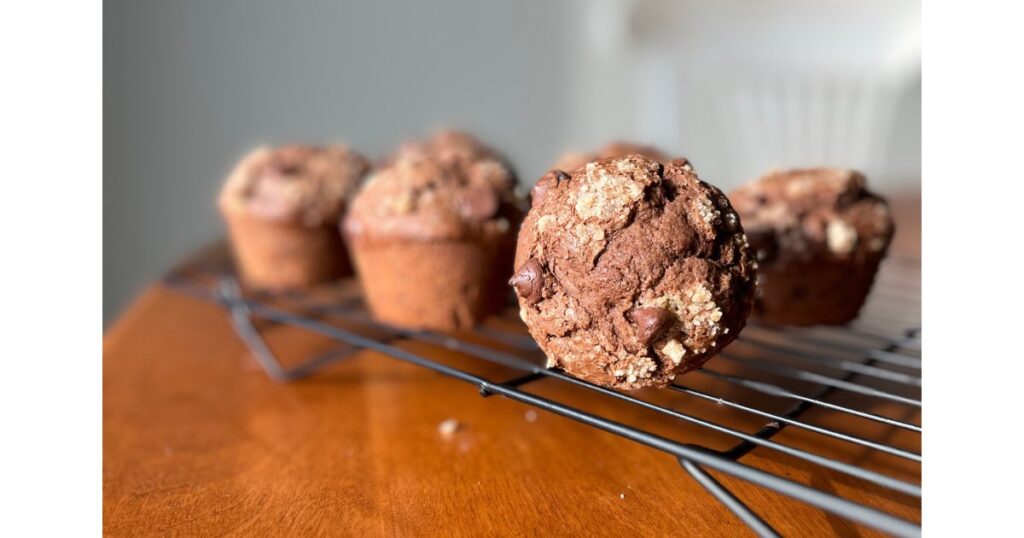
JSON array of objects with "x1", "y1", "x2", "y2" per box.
[{"x1": 165, "y1": 256, "x2": 921, "y2": 537}]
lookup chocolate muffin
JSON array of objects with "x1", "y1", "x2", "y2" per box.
[
  {"x1": 218, "y1": 145, "x2": 370, "y2": 290},
  {"x1": 553, "y1": 142, "x2": 672, "y2": 172},
  {"x1": 729, "y1": 168, "x2": 895, "y2": 326},
  {"x1": 343, "y1": 132, "x2": 526, "y2": 330},
  {"x1": 512, "y1": 156, "x2": 757, "y2": 390}
]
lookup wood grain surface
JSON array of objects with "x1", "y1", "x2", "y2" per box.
[{"x1": 106, "y1": 194, "x2": 921, "y2": 537}]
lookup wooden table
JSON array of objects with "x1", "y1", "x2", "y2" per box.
[{"x1": 105, "y1": 232, "x2": 920, "y2": 536}]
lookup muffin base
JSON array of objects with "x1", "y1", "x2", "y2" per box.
[
  {"x1": 349, "y1": 239, "x2": 513, "y2": 331},
  {"x1": 223, "y1": 211, "x2": 351, "y2": 291},
  {"x1": 754, "y1": 256, "x2": 885, "y2": 326}
]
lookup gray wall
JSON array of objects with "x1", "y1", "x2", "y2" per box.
[{"x1": 104, "y1": 0, "x2": 572, "y2": 322}]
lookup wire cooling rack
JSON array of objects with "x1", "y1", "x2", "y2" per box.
[{"x1": 165, "y1": 254, "x2": 921, "y2": 537}]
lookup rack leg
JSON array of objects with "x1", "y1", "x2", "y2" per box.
[
  {"x1": 680, "y1": 458, "x2": 781, "y2": 538},
  {"x1": 218, "y1": 277, "x2": 357, "y2": 382}
]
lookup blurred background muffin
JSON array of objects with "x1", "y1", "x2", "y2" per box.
[
  {"x1": 218, "y1": 144, "x2": 369, "y2": 290},
  {"x1": 730, "y1": 167, "x2": 894, "y2": 325},
  {"x1": 552, "y1": 141, "x2": 673, "y2": 172},
  {"x1": 343, "y1": 131, "x2": 526, "y2": 330}
]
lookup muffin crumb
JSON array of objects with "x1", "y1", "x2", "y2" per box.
[{"x1": 438, "y1": 418, "x2": 461, "y2": 439}]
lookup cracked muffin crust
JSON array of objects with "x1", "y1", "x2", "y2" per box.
[
  {"x1": 553, "y1": 142, "x2": 672, "y2": 174},
  {"x1": 344, "y1": 131, "x2": 526, "y2": 330},
  {"x1": 511, "y1": 155, "x2": 757, "y2": 390},
  {"x1": 392, "y1": 129, "x2": 511, "y2": 169},
  {"x1": 218, "y1": 144, "x2": 370, "y2": 290},
  {"x1": 344, "y1": 133, "x2": 522, "y2": 244},
  {"x1": 729, "y1": 168, "x2": 895, "y2": 326},
  {"x1": 220, "y1": 145, "x2": 370, "y2": 227}
]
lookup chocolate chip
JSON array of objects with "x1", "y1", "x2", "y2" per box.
[
  {"x1": 509, "y1": 259, "x2": 545, "y2": 304},
  {"x1": 268, "y1": 146, "x2": 314, "y2": 176},
  {"x1": 670, "y1": 157, "x2": 692, "y2": 170},
  {"x1": 836, "y1": 177, "x2": 866, "y2": 207},
  {"x1": 266, "y1": 161, "x2": 301, "y2": 177},
  {"x1": 458, "y1": 185, "x2": 499, "y2": 221},
  {"x1": 632, "y1": 307, "x2": 675, "y2": 346},
  {"x1": 530, "y1": 170, "x2": 569, "y2": 207}
]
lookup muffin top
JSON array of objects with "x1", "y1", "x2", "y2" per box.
[
  {"x1": 344, "y1": 131, "x2": 525, "y2": 243},
  {"x1": 512, "y1": 155, "x2": 757, "y2": 389},
  {"x1": 392, "y1": 129, "x2": 508, "y2": 167},
  {"x1": 219, "y1": 144, "x2": 370, "y2": 227},
  {"x1": 553, "y1": 142, "x2": 672, "y2": 173},
  {"x1": 729, "y1": 168, "x2": 894, "y2": 266}
]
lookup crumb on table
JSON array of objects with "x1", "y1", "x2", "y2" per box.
[{"x1": 438, "y1": 418, "x2": 461, "y2": 439}]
